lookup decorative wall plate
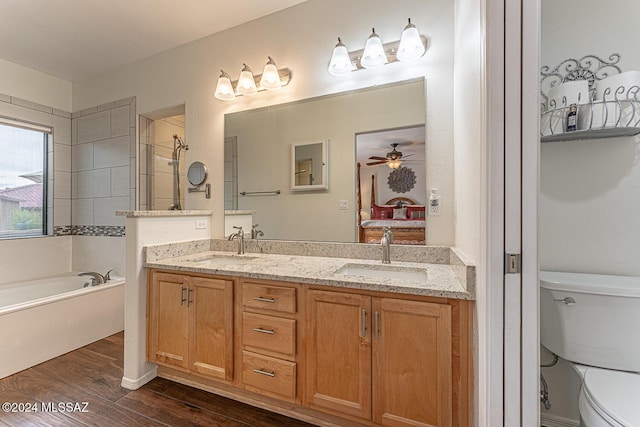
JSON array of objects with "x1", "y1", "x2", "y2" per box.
[{"x1": 387, "y1": 166, "x2": 416, "y2": 193}]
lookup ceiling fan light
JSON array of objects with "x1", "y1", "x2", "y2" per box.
[
  {"x1": 260, "y1": 57, "x2": 282, "y2": 90},
  {"x1": 361, "y1": 28, "x2": 388, "y2": 69},
  {"x1": 214, "y1": 70, "x2": 235, "y2": 101},
  {"x1": 387, "y1": 159, "x2": 402, "y2": 169},
  {"x1": 397, "y1": 18, "x2": 425, "y2": 62},
  {"x1": 237, "y1": 63, "x2": 258, "y2": 95},
  {"x1": 328, "y1": 37, "x2": 353, "y2": 76}
]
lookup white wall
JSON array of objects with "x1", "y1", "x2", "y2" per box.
[
  {"x1": 72, "y1": 0, "x2": 456, "y2": 245},
  {"x1": 0, "y1": 58, "x2": 72, "y2": 112},
  {"x1": 540, "y1": 0, "x2": 640, "y2": 423}
]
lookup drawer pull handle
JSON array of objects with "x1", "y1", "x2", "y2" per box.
[
  {"x1": 254, "y1": 297, "x2": 276, "y2": 303},
  {"x1": 253, "y1": 327, "x2": 275, "y2": 335},
  {"x1": 253, "y1": 368, "x2": 275, "y2": 377}
]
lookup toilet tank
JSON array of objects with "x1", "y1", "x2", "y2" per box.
[{"x1": 540, "y1": 271, "x2": 640, "y2": 373}]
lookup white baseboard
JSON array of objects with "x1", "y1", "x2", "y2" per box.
[
  {"x1": 120, "y1": 366, "x2": 157, "y2": 390},
  {"x1": 540, "y1": 413, "x2": 580, "y2": 427}
]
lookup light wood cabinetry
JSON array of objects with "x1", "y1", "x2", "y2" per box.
[
  {"x1": 306, "y1": 289, "x2": 372, "y2": 419},
  {"x1": 306, "y1": 289, "x2": 454, "y2": 427},
  {"x1": 147, "y1": 268, "x2": 472, "y2": 427},
  {"x1": 239, "y1": 280, "x2": 300, "y2": 403},
  {"x1": 147, "y1": 270, "x2": 233, "y2": 382}
]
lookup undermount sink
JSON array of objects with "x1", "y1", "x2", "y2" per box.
[
  {"x1": 335, "y1": 263, "x2": 429, "y2": 282},
  {"x1": 187, "y1": 254, "x2": 256, "y2": 265}
]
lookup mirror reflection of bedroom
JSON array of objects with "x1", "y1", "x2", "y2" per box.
[{"x1": 356, "y1": 125, "x2": 426, "y2": 245}]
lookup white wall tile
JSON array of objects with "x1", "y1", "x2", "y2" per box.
[
  {"x1": 53, "y1": 198, "x2": 71, "y2": 226},
  {"x1": 94, "y1": 136, "x2": 129, "y2": 168},
  {"x1": 72, "y1": 143, "x2": 94, "y2": 171},
  {"x1": 77, "y1": 169, "x2": 110, "y2": 198},
  {"x1": 111, "y1": 166, "x2": 130, "y2": 197},
  {"x1": 111, "y1": 105, "x2": 130, "y2": 138},
  {"x1": 77, "y1": 110, "x2": 110, "y2": 143},
  {"x1": 53, "y1": 171, "x2": 71, "y2": 199},
  {"x1": 72, "y1": 198, "x2": 94, "y2": 225},
  {"x1": 71, "y1": 172, "x2": 78, "y2": 199},
  {"x1": 51, "y1": 114, "x2": 71, "y2": 145},
  {"x1": 54, "y1": 143, "x2": 71, "y2": 172},
  {"x1": 94, "y1": 197, "x2": 129, "y2": 226}
]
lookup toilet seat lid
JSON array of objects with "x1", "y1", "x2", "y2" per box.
[{"x1": 583, "y1": 368, "x2": 640, "y2": 426}]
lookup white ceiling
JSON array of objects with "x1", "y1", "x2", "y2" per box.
[
  {"x1": 0, "y1": 0, "x2": 308, "y2": 82},
  {"x1": 356, "y1": 126, "x2": 426, "y2": 166}
]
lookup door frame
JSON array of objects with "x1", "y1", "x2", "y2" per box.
[{"x1": 483, "y1": 0, "x2": 540, "y2": 424}]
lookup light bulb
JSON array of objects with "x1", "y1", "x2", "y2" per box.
[
  {"x1": 397, "y1": 18, "x2": 425, "y2": 62},
  {"x1": 328, "y1": 37, "x2": 353, "y2": 76},
  {"x1": 387, "y1": 159, "x2": 402, "y2": 169},
  {"x1": 260, "y1": 57, "x2": 282, "y2": 90},
  {"x1": 237, "y1": 64, "x2": 257, "y2": 95},
  {"x1": 360, "y1": 28, "x2": 387, "y2": 69},
  {"x1": 214, "y1": 70, "x2": 235, "y2": 101}
]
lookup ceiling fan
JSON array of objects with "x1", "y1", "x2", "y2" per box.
[{"x1": 366, "y1": 143, "x2": 414, "y2": 169}]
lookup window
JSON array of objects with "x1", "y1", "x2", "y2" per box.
[{"x1": 0, "y1": 120, "x2": 50, "y2": 238}]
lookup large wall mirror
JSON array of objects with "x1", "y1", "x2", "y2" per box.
[{"x1": 224, "y1": 78, "x2": 426, "y2": 243}]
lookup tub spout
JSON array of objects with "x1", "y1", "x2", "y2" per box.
[{"x1": 78, "y1": 271, "x2": 105, "y2": 286}]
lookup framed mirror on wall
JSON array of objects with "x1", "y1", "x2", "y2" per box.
[
  {"x1": 224, "y1": 78, "x2": 426, "y2": 243},
  {"x1": 291, "y1": 140, "x2": 328, "y2": 191}
]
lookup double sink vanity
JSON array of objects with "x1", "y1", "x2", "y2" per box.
[{"x1": 141, "y1": 234, "x2": 474, "y2": 427}]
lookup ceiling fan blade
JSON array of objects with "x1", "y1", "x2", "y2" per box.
[
  {"x1": 368, "y1": 156, "x2": 387, "y2": 161},
  {"x1": 402, "y1": 153, "x2": 416, "y2": 158},
  {"x1": 366, "y1": 160, "x2": 387, "y2": 166}
]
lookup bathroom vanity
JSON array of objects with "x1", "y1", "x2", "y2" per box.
[{"x1": 144, "y1": 246, "x2": 474, "y2": 427}]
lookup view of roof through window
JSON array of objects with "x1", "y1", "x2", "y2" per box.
[{"x1": 0, "y1": 123, "x2": 47, "y2": 238}]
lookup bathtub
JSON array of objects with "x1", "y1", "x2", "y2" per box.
[{"x1": 0, "y1": 273, "x2": 124, "y2": 379}]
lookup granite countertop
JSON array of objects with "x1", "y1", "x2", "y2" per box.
[
  {"x1": 116, "y1": 210, "x2": 213, "y2": 217},
  {"x1": 145, "y1": 250, "x2": 473, "y2": 300}
]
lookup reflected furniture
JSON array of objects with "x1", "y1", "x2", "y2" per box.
[{"x1": 357, "y1": 169, "x2": 426, "y2": 244}]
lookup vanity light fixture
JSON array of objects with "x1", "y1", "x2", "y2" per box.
[
  {"x1": 327, "y1": 18, "x2": 427, "y2": 75},
  {"x1": 214, "y1": 70, "x2": 236, "y2": 100},
  {"x1": 397, "y1": 18, "x2": 426, "y2": 62},
  {"x1": 259, "y1": 57, "x2": 282, "y2": 89},
  {"x1": 237, "y1": 64, "x2": 258, "y2": 96},
  {"x1": 328, "y1": 38, "x2": 353, "y2": 76},
  {"x1": 361, "y1": 28, "x2": 388, "y2": 69},
  {"x1": 214, "y1": 57, "x2": 292, "y2": 101}
]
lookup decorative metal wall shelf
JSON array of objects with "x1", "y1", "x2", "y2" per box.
[{"x1": 540, "y1": 53, "x2": 640, "y2": 142}]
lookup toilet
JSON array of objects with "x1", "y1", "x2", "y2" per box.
[{"x1": 540, "y1": 271, "x2": 640, "y2": 426}]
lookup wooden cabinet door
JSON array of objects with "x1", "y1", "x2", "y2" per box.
[
  {"x1": 306, "y1": 289, "x2": 371, "y2": 419},
  {"x1": 372, "y1": 298, "x2": 452, "y2": 427},
  {"x1": 189, "y1": 276, "x2": 234, "y2": 381},
  {"x1": 148, "y1": 272, "x2": 190, "y2": 370}
]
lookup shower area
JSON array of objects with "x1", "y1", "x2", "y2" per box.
[{"x1": 139, "y1": 112, "x2": 188, "y2": 210}]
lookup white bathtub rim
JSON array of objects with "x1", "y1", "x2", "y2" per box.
[{"x1": 0, "y1": 278, "x2": 124, "y2": 316}]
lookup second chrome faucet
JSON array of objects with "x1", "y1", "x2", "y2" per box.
[{"x1": 381, "y1": 226, "x2": 393, "y2": 264}]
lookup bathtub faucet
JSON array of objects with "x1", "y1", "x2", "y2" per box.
[{"x1": 77, "y1": 269, "x2": 113, "y2": 286}]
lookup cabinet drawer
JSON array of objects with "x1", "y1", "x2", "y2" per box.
[
  {"x1": 242, "y1": 282, "x2": 296, "y2": 313},
  {"x1": 242, "y1": 351, "x2": 296, "y2": 401},
  {"x1": 242, "y1": 312, "x2": 296, "y2": 356}
]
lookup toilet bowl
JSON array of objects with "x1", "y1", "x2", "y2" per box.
[
  {"x1": 571, "y1": 364, "x2": 640, "y2": 426},
  {"x1": 540, "y1": 271, "x2": 640, "y2": 426}
]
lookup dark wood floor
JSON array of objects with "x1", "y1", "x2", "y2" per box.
[{"x1": 0, "y1": 332, "x2": 315, "y2": 426}]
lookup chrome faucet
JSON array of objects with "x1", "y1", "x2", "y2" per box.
[
  {"x1": 251, "y1": 224, "x2": 264, "y2": 240},
  {"x1": 380, "y1": 227, "x2": 393, "y2": 264},
  {"x1": 228, "y1": 226, "x2": 245, "y2": 254},
  {"x1": 77, "y1": 269, "x2": 114, "y2": 287}
]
